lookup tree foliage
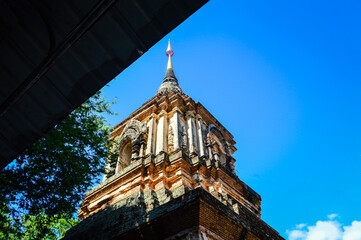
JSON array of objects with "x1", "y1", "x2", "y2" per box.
[
  {"x1": 0, "y1": 210, "x2": 79, "y2": 240},
  {"x1": 0, "y1": 91, "x2": 117, "y2": 239}
]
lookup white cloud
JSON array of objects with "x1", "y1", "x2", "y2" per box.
[
  {"x1": 328, "y1": 214, "x2": 339, "y2": 220},
  {"x1": 288, "y1": 230, "x2": 306, "y2": 240},
  {"x1": 287, "y1": 214, "x2": 361, "y2": 240},
  {"x1": 306, "y1": 220, "x2": 342, "y2": 240},
  {"x1": 296, "y1": 224, "x2": 307, "y2": 229},
  {"x1": 343, "y1": 221, "x2": 361, "y2": 240}
]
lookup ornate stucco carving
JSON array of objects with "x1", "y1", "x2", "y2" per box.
[
  {"x1": 106, "y1": 120, "x2": 148, "y2": 176},
  {"x1": 168, "y1": 125, "x2": 174, "y2": 151},
  {"x1": 181, "y1": 124, "x2": 188, "y2": 153}
]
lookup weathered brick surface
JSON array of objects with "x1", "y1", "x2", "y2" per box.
[
  {"x1": 197, "y1": 190, "x2": 283, "y2": 239},
  {"x1": 79, "y1": 152, "x2": 261, "y2": 220},
  {"x1": 64, "y1": 189, "x2": 283, "y2": 240}
]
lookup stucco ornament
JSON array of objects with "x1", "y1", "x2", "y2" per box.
[
  {"x1": 114, "y1": 120, "x2": 147, "y2": 170},
  {"x1": 168, "y1": 125, "x2": 174, "y2": 151}
]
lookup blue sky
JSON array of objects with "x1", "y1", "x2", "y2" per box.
[{"x1": 102, "y1": 1, "x2": 361, "y2": 238}]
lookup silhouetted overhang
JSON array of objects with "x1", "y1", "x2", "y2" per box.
[{"x1": 0, "y1": 0, "x2": 208, "y2": 169}]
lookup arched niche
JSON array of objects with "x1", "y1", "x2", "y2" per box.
[
  {"x1": 115, "y1": 120, "x2": 147, "y2": 173},
  {"x1": 207, "y1": 124, "x2": 231, "y2": 169},
  {"x1": 117, "y1": 138, "x2": 133, "y2": 172}
]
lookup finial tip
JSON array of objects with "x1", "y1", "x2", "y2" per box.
[{"x1": 166, "y1": 40, "x2": 173, "y2": 57}]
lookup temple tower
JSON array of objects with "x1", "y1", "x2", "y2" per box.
[{"x1": 64, "y1": 41, "x2": 284, "y2": 240}]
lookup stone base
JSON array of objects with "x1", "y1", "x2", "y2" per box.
[{"x1": 64, "y1": 188, "x2": 283, "y2": 240}]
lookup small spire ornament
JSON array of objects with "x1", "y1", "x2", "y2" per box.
[{"x1": 166, "y1": 39, "x2": 174, "y2": 70}]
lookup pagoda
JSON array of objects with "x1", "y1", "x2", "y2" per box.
[{"x1": 64, "y1": 41, "x2": 284, "y2": 240}]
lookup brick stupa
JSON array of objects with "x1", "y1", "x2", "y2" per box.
[{"x1": 64, "y1": 41, "x2": 284, "y2": 240}]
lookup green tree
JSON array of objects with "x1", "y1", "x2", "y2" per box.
[
  {"x1": 0, "y1": 91, "x2": 117, "y2": 239},
  {"x1": 0, "y1": 211, "x2": 79, "y2": 240}
]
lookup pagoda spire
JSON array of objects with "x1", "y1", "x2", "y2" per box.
[
  {"x1": 166, "y1": 39, "x2": 174, "y2": 70},
  {"x1": 157, "y1": 40, "x2": 182, "y2": 95}
]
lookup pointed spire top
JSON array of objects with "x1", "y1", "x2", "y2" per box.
[
  {"x1": 157, "y1": 40, "x2": 182, "y2": 95},
  {"x1": 166, "y1": 39, "x2": 174, "y2": 57},
  {"x1": 166, "y1": 39, "x2": 174, "y2": 70}
]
